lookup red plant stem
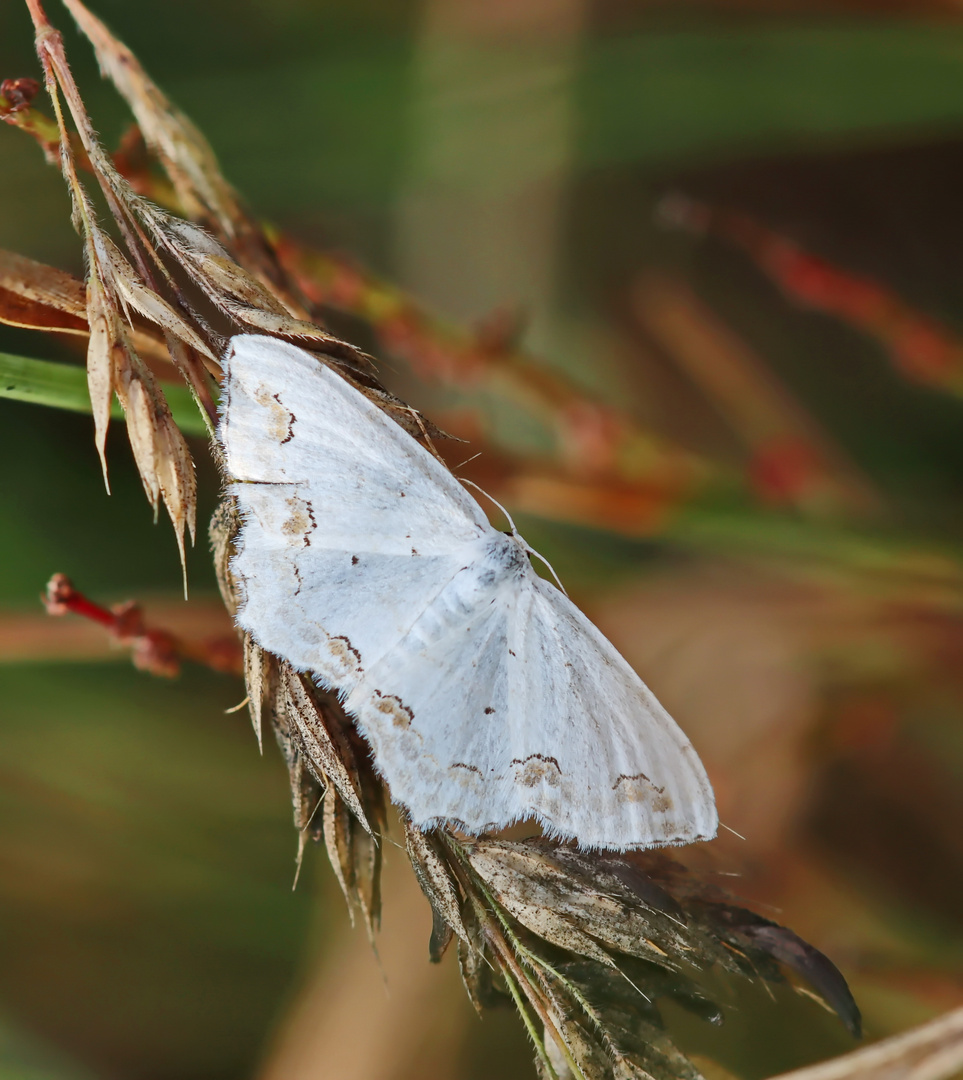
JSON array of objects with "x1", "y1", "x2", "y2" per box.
[
  {"x1": 661, "y1": 193, "x2": 963, "y2": 394},
  {"x1": 43, "y1": 573, "x2": 241, "y2": 677}
]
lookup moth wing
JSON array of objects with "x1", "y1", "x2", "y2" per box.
[
  {"x1": 219, "y1": 334, "x2": 495, "y2": 689},
  {"x1": 343, "y1": 578, "x2": 518, "y2": 830},
  {"x1": 231, "y1": 494, "x2": 476, "y2": 695},
  {"x1": 344, "y1": 559, "x2": 718, "y2": 850},
  {"x1": 503, "y1": 577, "x2": 718, "y2": 849},
  {"x1": 219, "y1": 335, "x2": 716, "y2": 849},
  {"x1": 219, "y1": 334, "x2": 491, "y2": 554}
]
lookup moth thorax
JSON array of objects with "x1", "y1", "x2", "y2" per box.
[
  {"x1": 447, "y1": 534, "x2": 528, "y2": 610},
  {"x1": 481, "y1": 533, "x2": 530, "y2": 579}
]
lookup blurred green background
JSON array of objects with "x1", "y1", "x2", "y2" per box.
[{"x1": 2, "y1": 1, "x2": 963, "y2": 1078}]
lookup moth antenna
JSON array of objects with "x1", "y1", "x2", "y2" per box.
[
  {"x1": 526, "y1": 547, "x2": 569, "y2": 598},
  {"x1": 461, "y1": 478, "x2": 519, "y2": 533}
]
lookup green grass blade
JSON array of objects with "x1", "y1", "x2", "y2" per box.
[{"x1": 0, "y1": 352, "x2": 209, "y2": 436}]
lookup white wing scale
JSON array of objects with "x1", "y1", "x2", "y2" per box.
[{"x1": 220, "y1": 334, "x2": 718, "y2": 850}]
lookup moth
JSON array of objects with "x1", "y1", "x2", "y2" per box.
[{"x1": 217, "y1": 335, "x2": 717, "y2": 850}]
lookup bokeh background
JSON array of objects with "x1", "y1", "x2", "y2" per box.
[{"x1": 1, "y1": 1, "x2": 962, "y2": 1078}]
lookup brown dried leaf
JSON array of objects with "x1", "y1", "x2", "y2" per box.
[
  {"x1": 209, "y1": 498, "x2": 385, "y2": 920},
  {"x1": 353, "y1": 817, "x2": 382, "y2": 941},
  {"x1": 210, "y1": 502, "x2": 270, "y2": 754},
  {"x1": 539, "y1": 1013, "x2": 611, "y2": 1080},
  {"x1": 83, "y1": 273, "x2": 116, "y2": 488},
  {"x1": 25, "y1": 10, "x2": 416, "y2": 477},
  {"x1": 427, "y1": 905, "x2": 455, "y2": 965},
  {"x1": 33, "y1": 15, "x2": 150, "y2": 264},
  {"x1": 82, "y1": 233, "x2": 199, "y2": 570},
  {"x1": 0, "y1": 248, "x2": 87, "y2": 333},
  {"x1": 0, "y1": 248, "x2": 184, "y2": 368},
  {"x1": 143, "y1": 216, "x2": 367, "y2": 366},
  {"x1": 119, "y1": 367, "x2": 161, "y2": 507},
  {"x1": 366, "y1": 385, "x2": 458, "y2": 443},
  {"x1": 61, "y1": 0, "x2": 243, "y2": 230},
  {"x1": 242, "y1": 637, "x2": 270, "y2": 753},
  {"x1": 28, "y1": 12, "x2": 202, "y2": 571},
  {"x1": 539, "y1": 959, "x2": 707, "y2": 1080},
  {"x1": 456, "y1": 931, "x2": 500, "y2": 1016},
  {"x1": 209, "y1": 496, "x2": 241, "y2": 604},
  {"x1": 151, "y1": 402, "x2": 197, "y2": 576},
  {"x1": 94, "y1": 230, "x2": 220, "y2": 425},
  {"x1": 291, "y1": 753, "x2": 324, "y2": 883},
  {"x1": 280, "y1": 668, "x2": 371, "y2": 835},
  {"x1": 320, "y1": 785, "x2": 381, "y2": 939},
  {"x1": 404, "y1": 825, "x2": 470, "y2": 953},
  {"x1": 322, "y1": 786, "x2": 356, "y2": 918},
  {"x1": 488, "y1": 878, "x2": 616, "y2": 973},
  {"x1": 441, "y1": 836, "x2": 861, "y2": 1077},
  {"x1": 226, "y1": 304, "x2": 343, "y2": 340},
  {"x1": 99, "y1": 234, "x2": 216, "y2": 363},
  {"x1": 110, "y1": 340, "x2": 197, "y2": 572},
  {"x1": 174, "y1": 239, "x2": 289, "y2": 314},
  {"x1": 465, "y1": 841, "x2": 694, "y2": 970},
  {"x1": 61, "y1": 0, "x2": 316, "y2": 317},
  {"x1": 265, "y1": 669, "x2": 324, "y2": 844}
]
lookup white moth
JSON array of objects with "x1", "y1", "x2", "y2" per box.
[{"x1": 218, "y1": 334, "x2": 717, "y2": 850}]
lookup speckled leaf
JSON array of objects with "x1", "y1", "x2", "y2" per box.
[
  {"x1": 322, "y1": 787, "x2": 356, "y2": 916},
  {"x1": 0, "y1": 248, "x2": 87, "y2": 333},
  {"x1": 404, "y1": 825, "x2": 469, "y2": 955},
  {"x1": 281, "y1": 668, "x2": 371, "y2": 834},
  {"x1": 465, "y1": 841, "x2": 693, "y2": 968}
]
